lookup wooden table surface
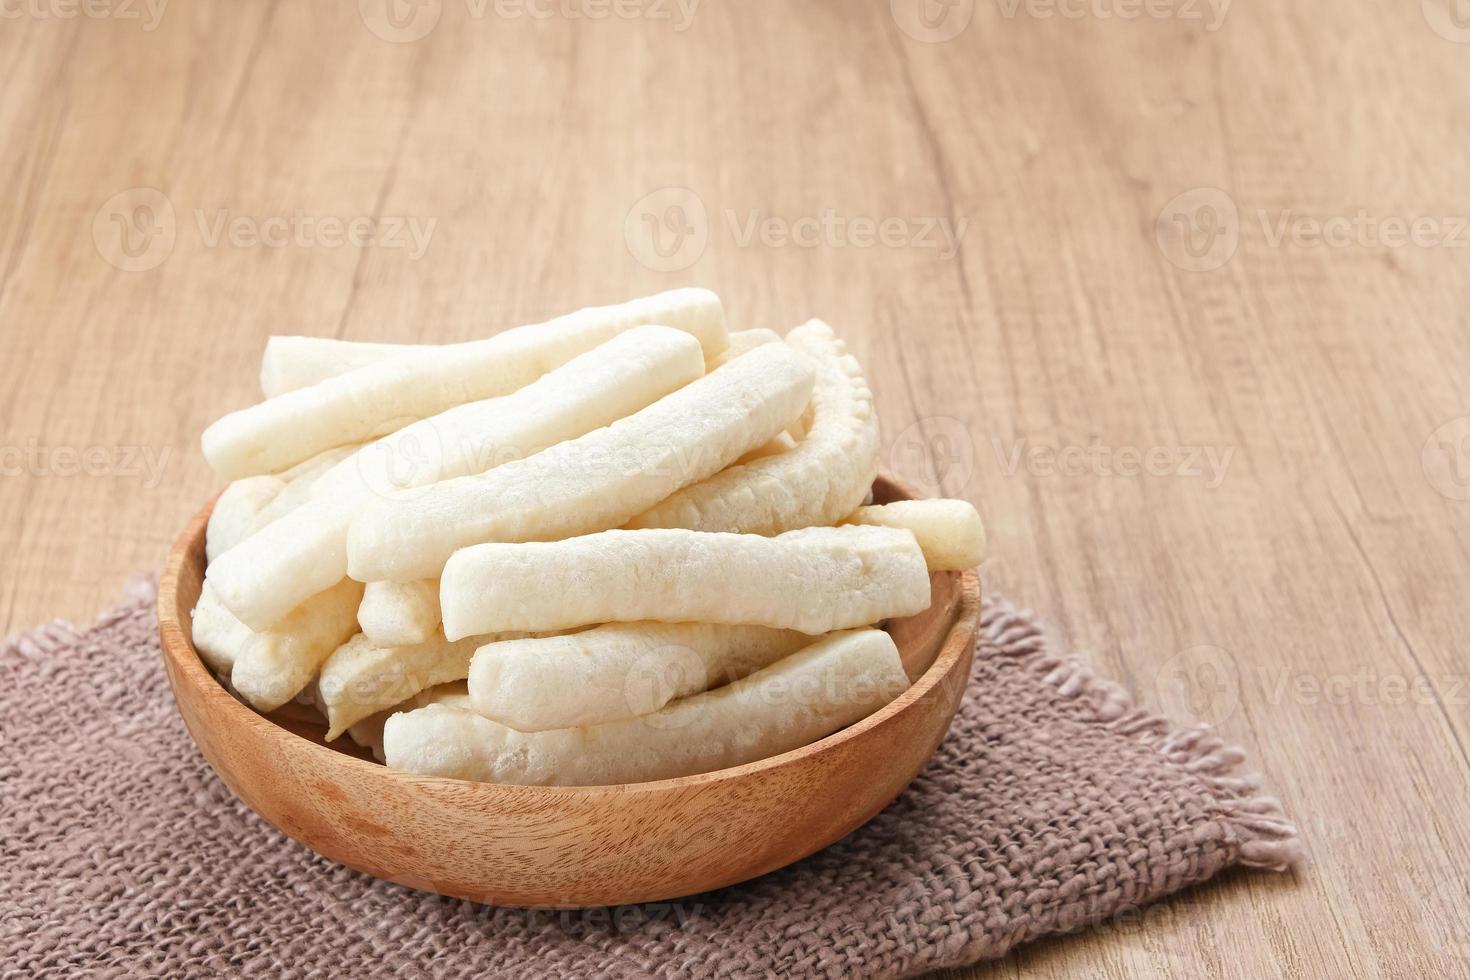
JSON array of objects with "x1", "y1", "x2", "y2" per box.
[{"x1": 4, "y1": 1, "x2": 1468, "y2": 976}]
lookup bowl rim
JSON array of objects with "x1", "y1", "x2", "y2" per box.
[{"x1": 157, "y1": 472, "x2": 981, "y2": 797}]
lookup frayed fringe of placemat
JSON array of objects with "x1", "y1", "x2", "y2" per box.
[{"x1": 978, "y1": 600, "x2": 1304, "y2": 871}]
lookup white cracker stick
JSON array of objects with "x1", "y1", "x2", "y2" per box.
[
  {"x1": 277, "y1": 441, "x2": 363, "y2": 484},
  {"x1": 843, "y1": 499, "x2": 987, "y2": 571},
  {"x1": 248, "y1": 443, "x2": 360, "y2": 527},
  {"x1": 229, "y1": 578, "x2": 364, "y2": 712},
  {"x1": 626, "y1": 319, "x2": 878, "y2": 536},
  {"x1": 468, "y1": 622, "x2": 809, "y2": 731},
  {"x1": 205, "y1": 477, "x2": 284, "y2": 564},
  {"x1": 709, "y1": 329, "x2": 811, "y2": 448},
  {"x1": 260, "y1": 337, "x2": 415, "y2": 398},
  {"x1": 385, "y1": 628, "x2": 909, "y2": 785},
  {"x1": 190, "y1": 582, "x2": 256, "y2": 674},
  {"x1": 208, "y1": 325, "x2": 704, "y2": 629},
  {"x1": 204, "y1": 445, "x2": 364, "y2": 565},
  {"x1": 258, "y1": 320, "x2": 756, "y2": 398},
  {"x1": 441, "y1": 524, "x2": 930, "y2": 639},
  {"x1": 358, "y1": 579, "x2": 440, "y2": 648},
  {"x1": 345, "y1": 682, "x2": 471, "y2": 763},
  {"x1": 705, "y1": 330, "x2": 800, "y2": 458},
  {"x1": 703, "y1": 327, "x2": 780, "y2": 372},
  {"x1": 315, "y1": 630, "x2": 494, "y2": 739},
  {"x1": 348, "y1": 342, "x2": 817, "y2": 582},
  {"x1": 203, "y1": 288, "x2": 726, "y2": 479}
]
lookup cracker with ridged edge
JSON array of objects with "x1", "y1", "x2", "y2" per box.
[{"x1": 625, "y1": 318, "x2": 878, "y2": 536}]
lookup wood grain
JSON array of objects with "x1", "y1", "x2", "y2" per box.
[
  {"x1": 2, "y1": 0, "x2": 1468, "y2": 974},
  {"x1": 157, "y1": 473, "x2": 979, "y2": 907}
]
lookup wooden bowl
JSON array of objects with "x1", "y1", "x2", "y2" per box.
[{"x1": 157, "y1": 473, "x2": 980, "y2": 907}]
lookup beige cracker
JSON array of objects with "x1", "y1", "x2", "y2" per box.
[
  {"x1": 315, "y1": 629, "x2": 491, "y2": 740},
  {"x1": 439, "y1": 524, "x2": 930, "y2": 638},
  {"x1": 468, "y1": 622, "x2": 810, "y2": 731},
  {"x1": 204, "y1": 444, "x2": 361, "y2": 563},
  {"x1": 384, "y1": 629, "x2": 909, "y2": 785},
  {"x1": 226, "y1": 577, "x2": 364, "y2": 712},
  {"x1": 202, "y1": 288, "x2": 725, "y2": 479},
  {"x1": 343, "y1": 681, "x2": 471, "y2": 763},
  {"x1": 260, "y1": 337, "x2": 420, "y2": 398},
  {"x1": 357, "y1": 579, "x2": 441, "y2": 648},
  {"x1": 843, "y1": 499, "x2": 987, "y2": 571}
]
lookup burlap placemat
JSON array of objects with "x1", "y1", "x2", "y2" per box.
[{"x1": 0, "y1": 578, "x2": 1301, "y2": 978}]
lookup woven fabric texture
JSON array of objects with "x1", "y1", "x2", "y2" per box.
[{"x1": 0, "y1": 579, "x2": 1301, "y2": 979}]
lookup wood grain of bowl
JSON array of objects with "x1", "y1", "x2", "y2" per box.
[{"x1": 157, "y1": 472, "x2": 981, "y2": 907}]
